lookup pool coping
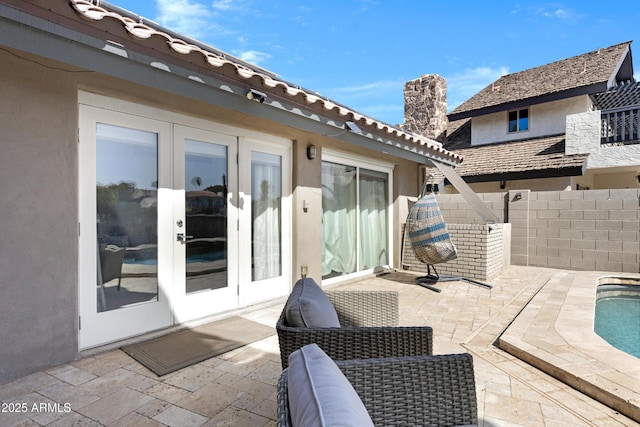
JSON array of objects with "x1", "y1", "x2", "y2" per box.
[{"x1": 499, "y1": 270, "x2": 640, "y2": 423}]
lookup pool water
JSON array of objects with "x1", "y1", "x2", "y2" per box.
[
  {"x1": 594, "y1": 286, "x2": 640, "y2": 359},
  {"x1": 123, "y1": 252, "x2": 225, "y2": 265}
]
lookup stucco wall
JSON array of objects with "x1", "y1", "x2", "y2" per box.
[
  {"x1": 471, "y1": 95, "x2": 593, "y2": 146},
  {"x1": 0, "y1": 50, "x2": 79, "y2": 381}
]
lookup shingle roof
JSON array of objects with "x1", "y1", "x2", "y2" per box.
[
  {"x1": 60, "y1": 0, "x2": 461, "y2": 164},
  {"x1": 450, "y1": 41, "x2": 632, "y2": 119},
  {"x1": 430, "y1": 119, "x2": 588, "y2": 182}
]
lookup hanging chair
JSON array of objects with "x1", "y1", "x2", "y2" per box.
[
  {"x1": 406, "y1": 179, "x2": 491, "y2": 292},
  {"x1": 407, "y1": 192, "x2": 458, "y2": 266}
]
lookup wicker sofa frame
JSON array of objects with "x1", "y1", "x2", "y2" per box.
[
  {"x1": 277, "y1": 352, "x2": 478, "y2": 427},
  {"x1": 276, "y1": 290, "x2": 433, "y2": 368}
]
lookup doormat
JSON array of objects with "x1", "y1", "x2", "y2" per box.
[{"x1": 121, "y1": 316, "x2": 275, "y2": 376}]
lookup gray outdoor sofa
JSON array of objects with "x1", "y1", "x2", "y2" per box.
[
  {"x1": 276, "y1": 278, "x2": 434, "y2": 368},
  {"x1": 277, "y1": 343, "x2": 478, "y2": 427}
]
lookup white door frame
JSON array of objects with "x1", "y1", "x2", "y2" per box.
[{"x1": 238, "y1": 137, "x2": 292, "y2": 307}]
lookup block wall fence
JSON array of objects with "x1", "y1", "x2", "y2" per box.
[
  {"x1": 412, "y1": 189, "x2": 640, "y2": 274},
  {"x1": 402, "y1": 223, "x2": 510, "y2": 281}
]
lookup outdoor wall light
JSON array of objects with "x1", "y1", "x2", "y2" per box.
[
  {"x1": 246, "y1": 88, "x2": 267, "y2": 103},
  {"x1": 307, "y1": 144, "x2": 317, "y2": 160}
]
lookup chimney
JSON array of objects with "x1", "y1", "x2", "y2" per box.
[{"x1": 403, "y1": 74, "x2": 448, "y2": 143}]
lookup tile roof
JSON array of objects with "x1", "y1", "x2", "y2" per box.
[
  {"x1": 61, "y1": 0, "x2": 461, "y2": 164},
  {"x1": 429, "y1": 119, "x2": 588, "y2": 182},
  {"x1": 450, "y1": 41, "x2": 632, "y2": 119}
]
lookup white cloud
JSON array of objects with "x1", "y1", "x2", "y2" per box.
[
  {"x1": 533, "y1": 4, "x2": 581, "y2": 23},
  {"x1": 236, "y1": 50, "x2": 271, "y2": 65},
  {"x1": 212, "y1": 0, "x2": 249, "y2": 12},
  {"x1": 445, "y1": 66, "x2": 509, "y2": 111},
  {"x1": 155, "y1": 0, "x2": 213, "y2": 39},
  {"x1": 330, "y1": 80, "x2": 403, "y2": 97}
]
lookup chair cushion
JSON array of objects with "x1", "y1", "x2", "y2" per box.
[
  {"x1": 284, "y1": 278, "x2": 340, "y2": 328},
  {"x1": 287, "y1": 344, "x2": 374, "y2": 427}
]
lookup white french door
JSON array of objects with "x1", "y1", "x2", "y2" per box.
[
  {"x1": 238, "y1": 139, "x2": 291, "y2": 306},
  {"x1": 171, "y1": 125, "x2": 239, "y2": 323},
  {"x1": 79, "y1": 105, "x2": 174, "y2": 348},
  {"x1": 78, "y1": 94, "x2": 290, "y2": 349}
]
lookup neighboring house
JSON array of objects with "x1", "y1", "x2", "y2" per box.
[
  {"x1": 0, "y1": 0, "x2": 461, "y2": 382},
  {"x1": 407, "y1": 42, "x2": 640, "y2": 193}
]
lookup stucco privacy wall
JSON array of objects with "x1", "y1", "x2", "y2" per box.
[{"x1": 434, "y1": 189, "x2": 640, "y2": 273}]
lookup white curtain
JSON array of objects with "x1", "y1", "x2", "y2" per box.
[
  {"x1": 252, "y1": 152, "x2": 281, "y2": 281},
  {"x1": 359, "y1": 170, "x2": 388, "y2": 270},
  {"x1": 321, "y1": 162, "x2": 357, "y2": 277}
]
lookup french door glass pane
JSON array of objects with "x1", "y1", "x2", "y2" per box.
[
  {"x1": 251, "y1": 152, "x2": 282, "y2": 281},
  {"x1": 321, "y1": 161, "x2": 357, "y2": 278},
  {"x1": 185, "y1": 139, "x2": 228, "y2": 294},
  {"x1": 359, "y1": 168, "x2": 388, "y2": 270},
  {"x1": 96, "y1": 124, "x2": 158, "y2": 312}
]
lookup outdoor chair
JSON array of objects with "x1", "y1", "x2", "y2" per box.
[
  {"x1": 407, "y1": 179, "x2": 491, "y2": 292},
  {"x1": 277, "y1": 344, "x2": 478, "y2": 427},
  {"x1": 276, "y1": 278, "x2": 433, "y2": 368}
]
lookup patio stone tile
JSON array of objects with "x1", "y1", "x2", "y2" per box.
[
  {"x1": 0, "y1": 371, "x2": 59, "y2": 401},
  {"x1": 46, "y1": 411, "x2": 103, "y2": 426},
  {"x1": 153, "y1": 405, "x2": 208, "y2": 427},
  {"x1": 175, "y1": 382, "x2": 240, "y2": 418},
  {"x1": 203, "y1": 406, "x2": 272, "y2": 427},
  {"x1": 250, "y1": 396, "x2": 278, "y2": 420},
  {"x1": 143, "y1": 382, "x2": 192, "y2": 404},
  {"x1": 484, "y1": 393, "x2": 545, "y2": 426},
  {"x1": 76, "y1": 367, "x2": 140, "y2": 397},
  {"x1": 72, "y1": 350, "x2": 133, "y2": 377},
  {"x1": 135, "y1": 398, "x2": 172, "y2": 419},
  {"x1": 76, "y1": 387, "x2": 154, "y2": 425},
  {"x1": 110, "y1": 411, "x2": 166, "y2": 426},
  {"x1": 163, "y1": 364, "x2": 224, "y2": 392},
  {"x1": 37, "y1": 380, "x2": 101, "y2": 409},
  {"x1": 51, "y1": 366, "x2": 97, "y2": 386}
]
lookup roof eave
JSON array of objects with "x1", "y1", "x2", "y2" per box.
[
  {"x1": 448, "y1": 83, "x2": 609, "y2": 121},
  {"x1": 453, "y1": 166, "x2": 586, "y2": 183}
]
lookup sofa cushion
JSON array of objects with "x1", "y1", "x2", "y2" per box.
[
  {"x1": 287, "y1": 344, "x2": 374, "y2": 427},
  {"x1": 284, "y1": 278, "x2": 340, "y2": 328}
]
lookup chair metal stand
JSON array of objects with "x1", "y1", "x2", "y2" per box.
[{"x1": 416, "y1": 264, "x2": 493, "y2": 293}]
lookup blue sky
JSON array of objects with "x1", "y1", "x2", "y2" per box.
[{"x1": 110, "y1": 0, "x2": 639, "y2": 126}]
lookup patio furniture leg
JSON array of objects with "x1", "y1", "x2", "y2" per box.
[{"x1": 416, "y1": 264, "x2": 493, "y2": 292}]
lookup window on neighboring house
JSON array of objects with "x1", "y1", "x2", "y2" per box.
[{"x1": 508, "y1": 108, "x2": 529, "y2": 132}]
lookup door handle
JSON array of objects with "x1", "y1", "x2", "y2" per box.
[{"x1": 177, "y1": 233, "x2": 193, "y2": 243}]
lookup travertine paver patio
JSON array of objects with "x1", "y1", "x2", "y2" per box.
[{"x1": 1, "y1": 266, "x2": 638, "y2": 426}]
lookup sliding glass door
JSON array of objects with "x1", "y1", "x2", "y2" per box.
[{"x1": 321, "y1": 152, "x2": 392, "y2": 281}]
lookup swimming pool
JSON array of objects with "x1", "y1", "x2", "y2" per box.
[{"x1": 594, "y1": 282, "x2": 640, "y2": 359}]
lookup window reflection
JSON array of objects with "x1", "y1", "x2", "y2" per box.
[
  {"x1": 185, "y1": 140, "x2": 228, "y2": 294},
  {"x1": 96, "y1": 123, "x2": 158, "y2": 312}
]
